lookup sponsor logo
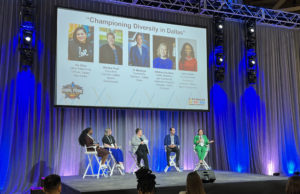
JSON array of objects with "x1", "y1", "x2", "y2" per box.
[
  {"x1": 189, "y1": 98, "x2": 206, "y2": 105},
  {"x1": 62, "y1": 82, "x2": 83, "y2": 99}
]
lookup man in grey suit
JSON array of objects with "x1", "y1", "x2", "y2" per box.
[{"x1": 131, "y1": 128, "x2": 149, "y2": 169}]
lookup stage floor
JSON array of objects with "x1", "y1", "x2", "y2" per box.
[{"x1": 61, "y1": 170, "x2": 288, "y2": 194}]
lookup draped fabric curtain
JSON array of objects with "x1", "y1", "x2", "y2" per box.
[{"x1": 0, "y1": 0, "x2": 300, "y2": 193}]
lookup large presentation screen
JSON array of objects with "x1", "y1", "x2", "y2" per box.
[{"x1": 55, "y1": 7, "x2": 208, "y2": 110}]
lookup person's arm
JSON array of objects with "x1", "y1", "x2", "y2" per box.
[
  {"x1": 142, "y1": 135, "x2": 149, "y2": 145},
  {"x1": 164, "y1": 135, "x2": 168, "y2": 146},
  {"x1": 194, "y1": 135, "x2": 199, "y2": 145},
  {"x1": 194, "y1": 58, "x2": 197, "y2": 71},
  {"x1": 131, "y1": 136, "x2": 140, "y2": 146},
  {"x1": 131, "y1": 47, "x2": 137, "y2": 66},
  {"x1": 204, "y1": 135, "x2": 209, "y2": 145},
  {"x1": 112, "y1": 136, "x2": 118, "y2": 148},
  {"x1": 176, "y1": 135, "x2": 180, "y2": 146},
  {"x1": 85, "y1": 136, "x2": 95, "y2": 147},
  {"x1": 118, "y1": 46, "x2": 123, "y2": 64},
  {"x1": 179, "y1": 60, "x2": 184, "y2": 70},
  {"x1": 102, "y1": 136, "x2": 113, "y2": 148}
]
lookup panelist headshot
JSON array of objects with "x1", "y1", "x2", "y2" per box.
[
  {"x1": 164, "y1": 127, "x2": 180, "y2": 167},
  {"x1": 153, "y1": 43, "x2": 173, "y2": 70},
  {"x1": 102, "y1": 128, "x2": 125, "y2": 170},
  {"x1": 194, "y1": 129, "x2": 214, "y2": 164},
  {"x1": 179, "y1": 42, "x2": 198, "y2": 72},
  {"x1": 153, "y1": 35, "x2": 176, "y2": 69},
  {"x1": 68, "y1": 25, "x2": 94, "y2": 62},
  {"x1": 99, "y1": 30, "x2": 123, "y2": 65},
  {"x1": 131, "y1": 128, "x2": 149, "y2": 169},
  {"x1": 129, "y1": 33, "x2": 150, "y2": 67}
]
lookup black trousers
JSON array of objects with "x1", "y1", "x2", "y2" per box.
[
  {"x1": 166, "y1": 147, "x2": 180, "y2": 166},
  {"x1": 136, "y1": 144, "x2": 149, "y2": 169}
]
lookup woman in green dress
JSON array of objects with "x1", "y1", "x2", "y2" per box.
[{"x1": 194, "y1": 129, "x2": 214, "y2": 164}]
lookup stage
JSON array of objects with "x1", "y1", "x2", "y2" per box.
[{"x1": 61, "y1": 170, "x2": 288, "y2": 194}]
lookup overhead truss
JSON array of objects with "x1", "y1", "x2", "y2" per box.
[{"x1": 104, "y1": 0, "x2": 300, "y2": 28}]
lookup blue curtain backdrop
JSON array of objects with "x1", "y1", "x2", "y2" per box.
[{"x1": 1, "y1": 0, "x2": 300, "y2": 193}]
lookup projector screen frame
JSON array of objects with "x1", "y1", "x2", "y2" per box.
[{"x1": 54, "y1": 6, "x2": 210, "y2": 112}]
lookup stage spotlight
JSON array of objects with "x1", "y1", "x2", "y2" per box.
[
  {"x1": 248, "y1": 56, "x2": 256, "y2": 67},
  {"x1": 249, "y1": 27, "x2": 255, "y2": 33},
  {"x1": 247, "y1": 70, "x2": 256, "y2": 84},
  {"x1": 273, "y1": 172, "x2": 280, "y2": 176},
  {"x1": 214, "y1": 17, "x2": 225, "y2": 33},
  {"x1": 247, "y1": 23, "x2": 255, "y2": 35},
  {"x1": 216, "y1": 53, "x2": 224, "y2": 65},
  {"x1": 22, "y1": 30, "x2": 33, "y2": 47}
]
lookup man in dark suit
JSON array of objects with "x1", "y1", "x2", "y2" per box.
[
  {"x1": 164, "y1": 127, "x2": 180, "y2": 167},
  {"x1": 129, "y1": 33, "x2": 150, "y2": 67},
  {"x1": 99, "y1": 32, "x2": 123, "y2": 65}
]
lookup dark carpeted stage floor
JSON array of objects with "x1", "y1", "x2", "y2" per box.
[{"x1": 61, "y1": 170, "x2": 288, "y2": 194}]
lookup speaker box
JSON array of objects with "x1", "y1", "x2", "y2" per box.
[{"x1": 197, "y1": 170, "x2": 216, "y2": 183}]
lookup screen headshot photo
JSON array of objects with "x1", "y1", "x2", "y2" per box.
[
  {"x1": 68, "y1": 24, "x2": 94, "y2": 62},
  {"x1": 153, "y1": 36, "x2": 176, "y2": 70},
  {"x1": 128, "y1": 32, "x2": 150, "y2": 68},
  {"x1": 99, "y1": 28, "x2": 123, "y2": 65},
  {"x1": 178, "y1": 39, "x2": 198, "y2": 72}
]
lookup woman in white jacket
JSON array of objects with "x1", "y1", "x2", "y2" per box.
[{"x1": 131, "y1": 128, "x2": 149, "y2": 169}]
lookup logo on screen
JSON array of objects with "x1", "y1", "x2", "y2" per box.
[
  {"x1": 62, "y1": 82, "x2": 83, "y2": 99},
  {"x1": 189, "y1": 98, "x2": 206, "y2": 105}
]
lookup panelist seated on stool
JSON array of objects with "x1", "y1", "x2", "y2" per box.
[
  {"x1": 164, "y1": 127, "x2": 180, "y2": 169},
  {"x1": 194, "y1": 129, "x2": 214, "y2": 170},
  {"x1": 131, "y1": 128, "x2": 150, "y2": 169},
  {"x1": 79, "y1": 127, "x2": 109, "y2": 169},
  {"x1": 102, "y1": 128, "x2": 125, "y2": 171}
]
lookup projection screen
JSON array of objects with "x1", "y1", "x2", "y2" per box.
[{"x1": 55, "y1": 7, "x2": 208, "y2": 110}]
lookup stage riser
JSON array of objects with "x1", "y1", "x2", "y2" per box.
[{"x1": 62, "y1": 180, "x2": 287, "y2": 194}]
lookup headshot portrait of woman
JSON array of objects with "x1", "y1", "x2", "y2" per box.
[
  {"x1": 99, "y1": 31, "x2": 123, "y2": 65},
  {"x1": 68, "y1": 25, "x2": 94, "y2": 62},
  {"x1": 129, "y1": 33, "x2": 150, "y2": 67},
  {"x1": 179, "y1": 42, "x2": 198, "y2": 72},
  {"x1": 153, "y1": 42, "x2": 173, "y2": 70}
]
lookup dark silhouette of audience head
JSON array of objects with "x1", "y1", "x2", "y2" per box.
[
  {"x1": 135, "y1": 167, "x2": 156, "y2": 194},
  {"x1": 43, "y1": 174, "x2": 61, "y2": 194},
  {"x1": 286, "y1": 175, "x2": 300, "y2": 194},
  {"x1": 186, "y1": 171, "x2": 206, "y2": 194}
]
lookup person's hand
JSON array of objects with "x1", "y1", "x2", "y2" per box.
[
  {"x1": 209, "y1": 140, "x2": 214, "y2": 143},
  {"x1": 95, "y1": 143, "x2": 100, "y2": 147},
  {"x1": 197, "y1": 140, "x2": 200, "y2": 143}
]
